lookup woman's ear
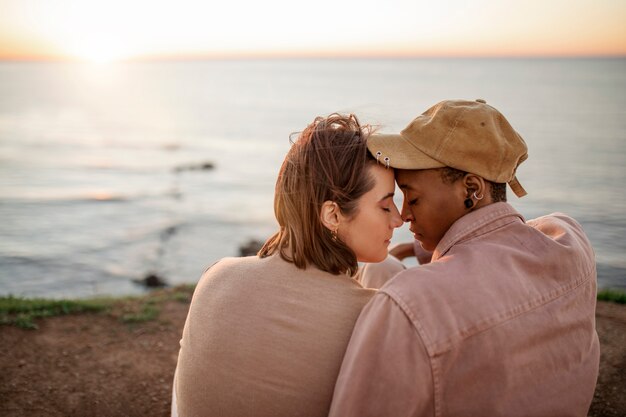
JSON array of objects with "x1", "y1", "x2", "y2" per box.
[{"x1": 320, "y1": 200, "x2": 340, "y2": 232}]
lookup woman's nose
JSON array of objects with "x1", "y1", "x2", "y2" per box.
[{"x1": 391, "y1": 204, "x2": 403, "y2": 228}]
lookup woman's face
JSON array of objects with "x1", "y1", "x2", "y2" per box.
[
  {"x1": 338, "y1": 163, "x2": 403, "y2": 263},
  {"x1": 395, "y1": 168, "x2": 467, "y2": 252}
]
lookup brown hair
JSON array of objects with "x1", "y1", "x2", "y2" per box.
[
  {"x1": 440, "y1": 167, "x2": 507, "y2": 202},
  {"x1": 258, "y1": 113, "x2": 376, "y2": 276}
]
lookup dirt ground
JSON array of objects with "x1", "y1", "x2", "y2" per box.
[{"x1": 1, "y1": 289, "x2": 624, "y2": 417}]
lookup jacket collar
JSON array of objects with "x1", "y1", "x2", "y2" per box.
[{"x1": 432, "y1": 202, "x2": 525, "y2": 261}]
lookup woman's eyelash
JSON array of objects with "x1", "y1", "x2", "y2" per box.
[{"x1": 409, "y1": 198, "x2": 418, "y2": 206}]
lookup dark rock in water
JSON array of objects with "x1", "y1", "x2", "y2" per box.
[
  {"x1": 161, "y1": 225, "x2": 177, "y2": 239},
  {"x1": 239, "y1": 239, "x2": 264, "y2": 257},
  {"x1": 173, "y1": 161, "x2": 215, "y2": 173},
  {"x1": 167, "y1": 188, "x2": 182, "y2": 200},
  {"x1": 162, "y1": 143, "x2": 181, "y2": 151},
  {"x1": 134, "y1": 273, "x2": 168, "y2": 288}
]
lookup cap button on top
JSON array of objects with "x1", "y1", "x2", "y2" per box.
[{"x1": 475, "y1": 98, "x2": 486, "y2": 104}]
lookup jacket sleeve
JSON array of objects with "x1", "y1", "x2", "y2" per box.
[{"x1": 329, "y1": 292, "x2": 435, "y2": 417}]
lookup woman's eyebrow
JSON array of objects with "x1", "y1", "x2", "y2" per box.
[{"x1": 379, "y1": 192, "x2": 394, "y2": 202}]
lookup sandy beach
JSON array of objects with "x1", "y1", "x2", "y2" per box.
[{"x1": 1, "y1": 286, "x2": 624, "y2": 417}]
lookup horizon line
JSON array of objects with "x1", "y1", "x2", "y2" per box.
[{"x1": 1, "y1": 50, "x2": 625, "y2": 63}]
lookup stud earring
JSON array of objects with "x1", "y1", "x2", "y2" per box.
[{"x1": 464, "y1": 198, "x2": 473, "y2": 209}]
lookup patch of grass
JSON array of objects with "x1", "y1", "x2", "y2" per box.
[
  {"x1": 118, "y1": 284, "x2": 194, "y2": 323},
  {"x1": 0, "y1": 296, "x2": 110, "y2": 330},
  {"x1": 0, "y1": 284, "x2": 196, "y2": 330},
  {"x1": 120, "y1": 300, "x2": 160, "y2": 323},
  {"x1": 172, "y1": 285, "x2": 194, "y2": 303},
  {"x1": 597, "y1": 289, "x2": 626, "y2": 305}
]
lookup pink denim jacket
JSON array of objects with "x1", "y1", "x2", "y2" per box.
[{"x1": 330, "y1": 202, "x2": 600, "y2": 417}]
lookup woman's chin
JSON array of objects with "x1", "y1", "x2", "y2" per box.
[{"x1": 358, "y1": 252, "x2": 387, "y2": 264}]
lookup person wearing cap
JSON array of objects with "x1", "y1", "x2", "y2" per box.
[{"x1": 329, "y1": 99, "x2": 600, "y2": 416}]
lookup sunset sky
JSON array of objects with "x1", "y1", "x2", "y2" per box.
[{"x1": 1, "y1": 0, "x2": 625, "y2": 62}]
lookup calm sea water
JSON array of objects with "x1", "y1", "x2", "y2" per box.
[{"x1": 0, "y1": 58, "x2": 625, "y2": 298}]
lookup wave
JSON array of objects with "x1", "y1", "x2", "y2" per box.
[
  {"x1": 0, "y1": 189, "x2": 182, "y2": 204},
  {"x1": 0, "y1": 219, "x2": 187, "y2": 269}
]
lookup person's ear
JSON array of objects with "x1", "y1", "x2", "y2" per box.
[
  {"x1": 462, "y1": 174, "x2": 487, "y2": 209},
  {"x1": 320, "y1": 200, "x2": 340, "y2": 232}
]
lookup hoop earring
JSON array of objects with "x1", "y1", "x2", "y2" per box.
[{"x1": 473, "y1": 191, "x2": 484, "y2": 201}]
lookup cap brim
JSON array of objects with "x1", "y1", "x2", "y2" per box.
[{"x1": 367, "y1": 133, "x2": 445, "y2": 170}]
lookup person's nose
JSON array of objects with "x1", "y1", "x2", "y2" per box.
[
  {"x1": 390, "y1": 203, "x2": 403, "y2": 228},
  {"x1": 401, "y1": 199, "x2": 414, "y2": 223}
]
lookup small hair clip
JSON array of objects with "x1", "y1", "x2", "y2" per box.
[
  {"x1": 288, "y1": 131, "x2": 301, "y2": 145},
  {"x1": 384, "y1": 157, "x2": 390, "y2": 169},
  {"x1": 375, "y1": 151, "x2": 382, "y2": 162}
]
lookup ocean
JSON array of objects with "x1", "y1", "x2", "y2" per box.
[{"x1": 0, "y1": 57, "x2": 625, "y2": 298}]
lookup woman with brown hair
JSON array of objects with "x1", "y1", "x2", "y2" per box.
[{"x1": 173, "y1": 113, "x2": 403, "y2": 417}]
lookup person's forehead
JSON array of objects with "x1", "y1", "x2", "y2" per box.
[
  {"x1": 395, "y1": 169, "x2": 440, "y2": 189},
  {"x1": 369, "y1": 164, "x2": 395, "y2": 185},
  {"x1": 361, "y1": 164, "x2": 394, "y2": 200}
]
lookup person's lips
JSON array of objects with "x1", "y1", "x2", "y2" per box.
[{"x1": 409, "y1": 227, "x2": 421, "y2": 240}]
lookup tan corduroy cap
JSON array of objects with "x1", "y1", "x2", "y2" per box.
[{"x1": 369, "y1": 99, "x2": 528, "y2": 197}]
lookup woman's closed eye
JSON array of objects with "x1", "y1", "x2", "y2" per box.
[{"x1": 379, "y1": 193, "x2": 396, "y2": 213}]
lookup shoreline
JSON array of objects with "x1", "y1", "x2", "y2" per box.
[{"x1": 1, "y1": 287, "x2": 625, "y2": 416}]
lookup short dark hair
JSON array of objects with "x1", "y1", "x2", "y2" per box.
[
  {"x1": 259, "y1": 113, "x2": 376, "y2": 276},
  {"x1": 439, "y1": 167, "x2": 507, "y2": 202}
]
